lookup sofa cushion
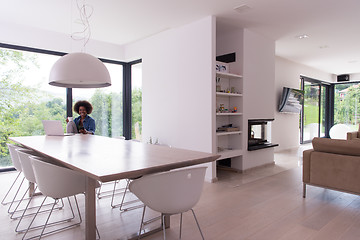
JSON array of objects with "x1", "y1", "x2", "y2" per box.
[{"x1": 312, "y1": 137, "x2": 360, "y2": 156}]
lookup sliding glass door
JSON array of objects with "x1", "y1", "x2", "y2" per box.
[{"x1": 301, "y1": 78, "x2": 329, "y2": 143}]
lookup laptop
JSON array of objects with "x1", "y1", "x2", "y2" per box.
[{"x1": 42, "y1": 120, "x2": 74, "y2": 136}]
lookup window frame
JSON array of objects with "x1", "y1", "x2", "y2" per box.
[
  {"x1": 0, "y1": 42, "x2": 141, "y2": 171},
  {"x1": 300, "y1": 76, "x2": 331, "y2": 144}
]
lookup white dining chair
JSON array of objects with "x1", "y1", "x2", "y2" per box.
[
  {"x1": 11, "y1": 148, "x2": 54, "y2": 221},
  {"x1": 2, "y1": 144, "x2": 27, "y2": 212},
  {"x1": 24, "y1": 156, "x2": 100, "y2": 240},
  {"x1": 13, "y1": 149, "x2": 67, "y2": 234},
  {"x1": 129, "y1": 166, "x2": 207, "y2": 240}
]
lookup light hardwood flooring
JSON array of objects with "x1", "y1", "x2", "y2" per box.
[{"x1": 1, "y1": 146, "x2": 360, "y2": 240}]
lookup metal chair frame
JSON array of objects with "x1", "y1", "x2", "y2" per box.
[
  {"x1": 22, "y1": 195, "x2": 93, "y2": 240},
  {"x1": 14, "y1": 185, "x2": 65, "y2": 233},
  {"x1": 10, "y1": 184, "x2": 63, "y2": 220},
  {"x1": 1, "y1": 171, "x2": 24, "y2": 205}
]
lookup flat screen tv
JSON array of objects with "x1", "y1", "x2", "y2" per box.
[{"x1": 278, "y1": 87, "x2": 304, "y2": 113}]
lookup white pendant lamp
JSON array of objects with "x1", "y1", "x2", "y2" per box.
[
  {"x1": 49, "y1": 52, "x2": 111, "y2": 88},
  {"x1": 49, "y1": 0, "x2": 111, "y2": 88}
]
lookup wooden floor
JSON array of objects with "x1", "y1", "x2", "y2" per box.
[{"x1": 1, "y1": 146, "x2": 360, "y2": 240}]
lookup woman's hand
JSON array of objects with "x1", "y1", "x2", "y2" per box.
[{"x1": 79, "y1": 129, "x2": 88, "y2": 134}]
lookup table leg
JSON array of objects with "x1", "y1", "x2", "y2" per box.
[
  {"x1": 29, "y1": 182, "x2": 35, "y2": 197},
  {"x1": 85, "y1": 177, "x2": 97, "y2": 240},
  {"x1": 164, "y1": 215, "x2": 170, "y2": 228}
]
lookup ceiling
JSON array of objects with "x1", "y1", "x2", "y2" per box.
[{"x1": 1, "y1": 0, "x2": 360, "y2": 75}]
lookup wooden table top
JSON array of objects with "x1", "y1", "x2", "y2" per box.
[{"x1": 10, "y1": 135, "x2": 219, "y2": 182}]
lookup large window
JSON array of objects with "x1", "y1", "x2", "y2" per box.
[
  {"x1": 334, "y1": 82, "x2": 360, "y2": 131},
  {"x1": 0, "y1": 44, "x2": 141, "y2": 169}
]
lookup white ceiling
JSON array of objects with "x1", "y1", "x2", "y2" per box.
[{"x1": 1, "y1": 0, "x2": 360, "y2": 75}]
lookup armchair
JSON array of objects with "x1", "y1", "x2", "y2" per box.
[
  {"x1": 347, "y1": 131, "x2": 360, "y2": 140},
  {"x1": 303, "y1": 137, "x2": 360, "y2": 198},
  {"x1": 346, "y1": 124, "x2": 360, "y2": 140}
]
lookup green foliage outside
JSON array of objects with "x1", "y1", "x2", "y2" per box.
[
  {"x1": 0, "y1": 49, "x2": 67, "y2": 167},
  {"x1": 304, "y1": 103, "x2": 318, "y2": 126},
  {"x1": 132, "y1": 88, "x2": 142, "y2": 140},
  {"x1": 303, "y1": 84, "x2": 319, "y2": 126},
  {"x1": 0, "y1": 48, "x2": 142, "y2": 168},
  {"x1": 334, "y1": 84, "x2": 360, "y2": 131},
  {"x1": 89, "y1": 89, "x2": 124, "y2": 137}
]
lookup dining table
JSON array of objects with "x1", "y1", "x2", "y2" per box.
[{"x1": 9, "y1": 134, "x2": 219, "y2": 240}]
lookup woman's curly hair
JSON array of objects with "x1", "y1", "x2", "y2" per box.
[{"x1": 74, "y1": 100, "x2": 93, "y2": 114}]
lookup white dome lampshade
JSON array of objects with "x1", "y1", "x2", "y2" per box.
[{"x1": 49, "y1": 52, "x2": 111, "y2": 88}]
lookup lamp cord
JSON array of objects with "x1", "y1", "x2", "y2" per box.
[{"x1": 71, "y1": 0, "x2": 93, "y2": 52}]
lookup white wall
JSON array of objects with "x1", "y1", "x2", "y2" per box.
[
  {"x1": 273, "y1": 56, "x2": 335, "y2": 151},
  {"x1": 241, "y1": 29, "x2": 276, "y2": 170},
  {"x1": 125, "y1": 16, "x2": 215, "y2": 180},
  {"x1": 216, "y1": 28, "x2": 243, "y2": 76},
  {"x1": 0, "y1": 21, "x2": 125, "y2": 61},
  {"x1": 349, "y1": 73, "x2": 360, "y2": 81}
]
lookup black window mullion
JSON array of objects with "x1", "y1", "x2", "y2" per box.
[
  {"x1": 123, "y1": 63, "x2": 132, "y2": 140},
  {"x1": 318, "y1": 85, "x2": 321, "y2": 137},
  {"x1": 325, "y1": 85, "x2": 334, "y2": 138},
  {"x1": 66, "y1": 88, "x2": 72, "y2": 117},
  {"x1": 300, "y1": 77, "x2": 305, "y2": 144}
]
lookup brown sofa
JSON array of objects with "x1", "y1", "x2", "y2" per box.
[{"x1": 303, "y1": 137, "x2": 360, "y2": 198}]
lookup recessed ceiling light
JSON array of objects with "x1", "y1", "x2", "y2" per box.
[
  {"x1": 234, "y1": 4, "x2": 251, "y2": 13},
  {"x1": 319, "y1": 45, "x2": 329, "y2": 49},
  {"x1": 296, "y1": 34, "x2": 309, "y2": 39}
]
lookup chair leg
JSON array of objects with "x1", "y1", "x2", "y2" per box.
[
  {"x1": 179, "y1": 213, "x2": 183, "y2": 239},
  {"x1": 119, "y1": 179, "x2": 131, "y2": 210},
  {"x1": 110, "y1": 180, "x2": 119, "y2": 207},
  {"x1": 22, "y1": 196, "x2": 48, "y2": 240},
  {"x1": 162, "y1": 214, "x2": 167, "y2": 240},
  {"x1": 73, "y1": 195, "x2": 82, "y2": 224},
  {"x1": 303, "y1": 183, "x2": 306, "y2": 198},
  {"x1": 97, "y1": 182, "x2": 103, "y2": 199},
  {"x1": 138, "y1": 205, "x2": 146, "y2": 239},
  {"x1": 16, "y1": 198, "x2": 65, "y2": 232},
  {"x1": 7, "y1": 176, "x2": 26, "y2": 214},
  {"x1": 1, "y1": 171, "x2": 22, "y2": 205},
  {"x1": 23, "y1": 196, "x2": 83, "y2": 240},
  {"x1": 38, "y1": 199, "x2": 57, "y2": 239},
  {"x1": 191, "y1": 209, "x2": 204, "y2": 240},
  {"x1": 10, "y1": 183, "x2": 31, "y2": 218},
  {"x1": 15, "y1": 188, "x2": 36, "y2": 233}
]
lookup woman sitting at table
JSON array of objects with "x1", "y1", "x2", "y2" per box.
[{"x1": 66, "y1": 100, "x2": 96, "y2": 134}]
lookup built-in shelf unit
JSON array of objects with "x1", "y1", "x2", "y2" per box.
[{"x1": 215, "y1": 71, "x2": 243, "y2": 162}]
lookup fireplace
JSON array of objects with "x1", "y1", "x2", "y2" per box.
[{"x1": 248, "y1": 119, "x2": 278, "y2": 151}]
